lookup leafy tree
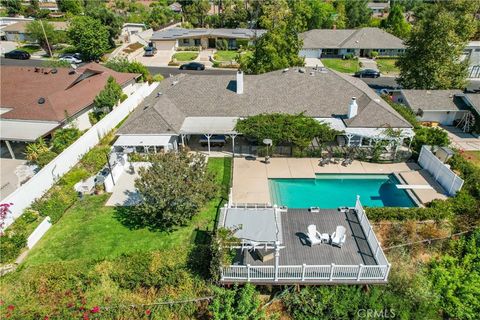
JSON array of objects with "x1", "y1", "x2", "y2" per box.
[
  {"x1": 57, "y1": 0, "x2": 83, "y2": 14},
  {"x1": 148, "y1": 4, "x2": 178, "y2": 30},
  {"x1": 67, "y1": 16, "x2": 110, "y2": 61},
  {"x1": 209, "y1": 284, "x2": 265, "y2": 320},
  {"x1": 94, "y1": 76, "x2": 123, "y2": 113},
  {"x1": 397, "y1": 2, "x2": 477, "y2": 89},
  {"x1": 240, "y1": 0, "x2": 304, "y2": 74},
  {"x1": 132, "y1": 152, "x2": 217, "y2": 230},
  {"x1": 429, "y1": 230, "x2": 480, "y2": 320},
  {"x1": 380, "y1": 4, "x2": 411, "y2": 39},
  {"x1": 235, "y1": 113, "x2": 337, "y2": 150},
  {"x1": 183, "y1": 0, "x2": 210, "y2": 27},
  {"x1": 333, "y1": 0, "x2": 347, "y2": 29},
  {"x1": 51, "y1": 127, "x2": 82, "y2": 153},
  {"x1": 105, "y1": 58, "x2": 150, "y2": 82},
  {"x1": 411, "y1": 127, "x2": 450, "y2": 155},
  {"x1": 344, "y1": 0, "x2": 371, "y2": 28},
  {"x1": 307, "y1": 0, "x2": 337, "y2": 30},
  {"x1": 84, "y1": 3, "x2": 124, "y2": 48},
  {"x1": 219, "y1": 0, "x2": 248, "y2": 28},
  {"x1": 1, "y1": 0, "x2": 22, "y2": 15},
  {"x1": 26, "y1": 21, "x2": 58, "y2": 57}
]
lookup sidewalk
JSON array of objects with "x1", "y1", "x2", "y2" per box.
[{"x1": 359, "y1": 57, "x2": 378, "y2": 70}]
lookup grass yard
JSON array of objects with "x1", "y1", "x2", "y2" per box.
[
  {"x1": 321, "y1": 58, "x2": 360, "y2": 73},
  {"x1": 462, "y1": 151, "x2": 480, "y2": 167},
  {"x1": 214, "y1": 50, "x2": 238, "y2": 62},
  {"x1": 376, "y1": 59, "x2": 400, "y2": 75},
  {"x1": 18, "y1": 45, "x2": 41, "y2": 54},
  {"x1": 24, "y1": 157, "x2": 232, "y2": 266},
  {"x1": 173, "y1": 51, "x2": 198, "y2": 61}
]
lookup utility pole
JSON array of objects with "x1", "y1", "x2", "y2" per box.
[{"x1": 39, "y1": 20, "x2": 53, "y2": 57}]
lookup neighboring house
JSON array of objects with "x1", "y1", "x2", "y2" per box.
[
  {"x1": 462, "y1": 41, "x2": 480, "y2": 78},
  {"x1": 169, "y1": 2, "x2": 182, "y2": 13},
  {"x1": 367, "y1": 2, "x2": 389, "y2": 17},
  {"x1": 0, "y1": 17, "x2": 34, "y2": 40},
  {"x1": 150, "y1": 28, "x2": 266, "y2": 51},
  {"x1": 39, "y1": 0, "x2": 59, "y2": 12},
  {"x1": 299, "y1": 27, "x2": 405, "y2": 58},
  {"x1": 121, "y1": 23, "x2": 147, "y2": 37},
  {"x1": 0, "y1": 64, "x2": 140, "y2": 159},
  {"x1": 3, "y1": 21, "x2": 68, "y2": 42},
  {"x1": 392, "y1": 90, "x2": 480, "y2": 128},
  {"x1": 115, "y1": 67, "x2": 413, "y2": 153}
]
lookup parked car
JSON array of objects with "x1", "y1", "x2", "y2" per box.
[
  {"x1": 4, "y1": 50, "x2": 30, "y2": 60},
  {"x1": 180, "y1": 62, "x2": 205, "y2": 71},
  {"x1": 144, "y1": 46, "x2": 157, "y2": 57},
  {"x1": 355, "y1": 69, "x2": 380, "y2": 78},
  {"x1": 59, "y1": 53, "x2": 82, "y2": 60},
  {"x1": 59, "y1": 55, "x2": 82, "y2": 64}
]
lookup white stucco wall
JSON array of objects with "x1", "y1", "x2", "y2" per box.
[{"x1": 418, "y1": 111, "x2": 466, "y2": 125}]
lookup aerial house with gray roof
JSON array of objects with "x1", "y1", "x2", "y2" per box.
[
  {"x1": 116, "y1": 67, "x2": 413, "y2": 155},
  {"x1": 299, "y1": 27, "x2": 405, "y2": 59}
]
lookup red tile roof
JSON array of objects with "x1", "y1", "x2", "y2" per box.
[{"x1": 1, "y1": 63, "x2": 140, "y2": 122}]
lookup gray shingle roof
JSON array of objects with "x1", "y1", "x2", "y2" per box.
[
  {"x1": 401, "y1": 90, "x2": 469, "y2": 112},
  {"x1": 151, "y1": 28, "x2": 266, "y2": 41},
  {"x1": 465, "y1": 93, "x2": 480, "y2": 115},
  {"x1": 300, "y1": 28, "x2": 405, "y2": 49},
  {"x1": 118, "y1": 68, "x2": 412, "y2": 135}
]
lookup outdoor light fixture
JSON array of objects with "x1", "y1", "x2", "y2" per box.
[{"x1": 263, "y1": 139, "x2": 273, "y2": 164}]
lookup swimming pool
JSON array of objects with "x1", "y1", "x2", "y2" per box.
[{"x1": 269, "y1": 174, "x2": 416, "y2": 208}]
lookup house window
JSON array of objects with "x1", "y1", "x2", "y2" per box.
[
  {"x1": 346, "y1": 49, "x2": 354, "y2": 53},
  {"x1": 194, "y1": 39, "x2": 201, "y2": 46},
  {"x1": 379, "y1": 49, "x2": 386, "y2": 53},
  {"x1": 182, "y1": 39, "x2": 189, "y2": 45}
]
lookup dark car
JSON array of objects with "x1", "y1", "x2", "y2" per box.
[
  {"x1": 355, "y1": 69, "x2": 380, "y2": 78},
  {"x1": 4, "y1": 50, "x2": 30, "y2": 60},
  {"x1": 179, "y1": 62, "x2": 205, "y2": 71}
]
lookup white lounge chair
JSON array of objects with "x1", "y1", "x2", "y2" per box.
[
  {"x1": 331, "y1": 225, "x2": 347, "y2": 247},
  {"x1": 307, "y1": 224, "x2": 322, "y2": 246}
]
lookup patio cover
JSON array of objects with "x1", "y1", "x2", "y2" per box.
[
  {"x1": 180, "y1": 117, "x2": 238, "y2": 135},
  {"x1": 114, "y1": 135, "x2": 174, "y2": 147},
  {"x1": 0, "y1": 120, "x2": 58, "y2": 141},
  {"x1": 222, "y1": 207, "x2": 283, "y2": 243}
]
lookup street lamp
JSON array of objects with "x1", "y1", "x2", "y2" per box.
[{"x1": 263, "y1": 139, "x2": 272, "y2": 164}]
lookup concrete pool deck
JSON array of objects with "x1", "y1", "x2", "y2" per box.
[{"x1": 231, "y1": 157, "x2": 447, "y2": 205}]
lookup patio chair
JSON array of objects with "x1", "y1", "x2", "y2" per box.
[
  {"x1": 331, "y1": 225, "x2": 347, "y2": 247},
  {"x1": 307, "y1": 224, "x2": 322, "y2": 246}
]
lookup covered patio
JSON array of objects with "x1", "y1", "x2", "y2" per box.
[{"x1": 113, "y1": 135, "x2": 178, "y2": 153}]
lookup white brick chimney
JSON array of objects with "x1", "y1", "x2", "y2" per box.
[
  {"x1": 236, "y1": 70, "x2": 244, "y2": 94},
  {"x1": 347, "y1": 97, "x2": 358, "y2": 119}
]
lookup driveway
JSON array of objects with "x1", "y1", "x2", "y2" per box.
[
  {"x1": 304, "y1": 58, "x2": 323, "y2": 67},
  {"x1": 0, "y1": 158, "x2": 35, "y2": 200},
  {"x1": 195, "y1": 49, "x2": 214, "y2": 67},
  {"x1": 134, "y1": 49, "x2": 173, "y2": 67},
  {"x1": 0, "y1": 41, "x2": 18, "y2": 54}
]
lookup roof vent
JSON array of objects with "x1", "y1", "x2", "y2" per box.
[
  {"x1": 310, "y1": 71, "x2": 315, "y2": 76},
  {"x1": 51, "y1": 68, "x2": 58, "y2": 74},
  {"x1": 172, "y1": 80, "x2": 179, "y2": 86},
  {"x1": 38, "y1": 97, "x2": 46, "y2": 105},
  {"x1": 283, "y1": 68, "x2": 289, "y2": 73},
  {"x1": 299, "y1": 68, "x2": 306, "y2": 73}
]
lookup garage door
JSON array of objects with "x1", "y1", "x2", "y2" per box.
[
  {"x1": 154, "y1": 40, "x2": 176, "y2": 51},
  {"x1": 299, "y1": 49, "x2": 321, "y2": 58}
]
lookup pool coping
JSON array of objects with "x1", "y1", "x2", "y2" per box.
[{"x1": 393, "y1": 172, "x2": 424, "y2": 208}]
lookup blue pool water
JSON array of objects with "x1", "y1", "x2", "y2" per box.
[{"x1": 269, "y1": 174, "x2": 416, "y2": 208}]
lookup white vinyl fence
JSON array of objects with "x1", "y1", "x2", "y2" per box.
[
  {"x1": 2, "y1": 82, "x2": 158, "y2": 230},
  {"x1": 27, "y1": 216, "x2": 52, "y2": 249},
  {"x1": 418, "y1": 146, "x2": 464, "y2": 196}
]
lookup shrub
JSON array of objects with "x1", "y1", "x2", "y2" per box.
[
  {"x1": 59, "y1": 168, "x2": 90, "y2": 188},
  {"x1": 105, "y1": 58, "x2": 150, "y2": 82},
  {"x1": 209, "y1": 284, "x2": 264, "y2": 320},
  {"x1": 80, "y1": 145, "x2": 110, "y2": 173},
  {"x1": 411, "y1": 127, "x2": 450, "y2": 155},
  {"x1": 366, "y1": 207, "x2": 452, "y2": 221},
  {"x1": 0, "y1": 233, "x2": 27, "y2": 263},
  {"x1": 370, "y1": 50, "x2": 379, "y2": 58},
  {"x1": 215, "y1": 39, "x2": 228, "y2": 50},
  {"x1": 344, "y1": 53, "x2": 355, "y2": 60},
  {"x1": 36, "y1": 150, "x2": 59, "y2": 168},
  {"x1": 31, "y1": 187, "x2": 76, "y2": 223},
  {"x1": 93, "y1": 76, "x2": 123, "y2": 112},
  {"x1": 236, "y1": 38, "x2": 249, "y2": 49},
  {"x1": 176, "y1": 46, "x2": 200, "y2": 51},
  {"x1": 25, "y1": 138, "x2": 51, "y2": 163},
  {"x1": 51, "y1": 127, "x2": 82, "y2": 153}
]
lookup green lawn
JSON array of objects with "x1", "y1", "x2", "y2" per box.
[
  {"x1": 376, "y1": 59, "x2": 400, "y2": 75},
  {"x1": 18, "y1": 45, "x2": 41, "y2": 54},
  {"x1": 24, "y1": 157, "x2": 232, "y2": 266},
  {"x1": 463, "y1": 151, "x2": 480, "y2": 167},
  {"x1": 321, "y1": 58, "x2": 360, "y2": 73},
  {"x1": 214, "y1": 50, "x2": 238, "y2": 62},
  {"x1": 173, "y1": 51, "x2": 199, "y2": 61}
]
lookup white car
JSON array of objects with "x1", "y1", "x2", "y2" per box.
[{"x1": 59, "y1": 56, "x2": 82, "y2": 64}]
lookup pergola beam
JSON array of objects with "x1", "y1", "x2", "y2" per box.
[{"x1": 5, "y1": 140, "x2": 15, "y2": 159}]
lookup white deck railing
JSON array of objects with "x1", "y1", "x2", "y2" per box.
[{"x1": 221, "y1": 263, "x2": 389, "y2": 282}]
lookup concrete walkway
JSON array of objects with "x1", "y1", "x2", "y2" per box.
[
  {"x1": 105, "y1": 163, "x2": 151, "y2": 206},
  {"x1": 232, "y1": 157, "x2": 421, "y2": 204},
  {"x1": 359, "y1": 57, "x2": 378, "y2": 70},
  {"x1": 304, "y1": 57, "x2": 324, "y2": 67}
]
